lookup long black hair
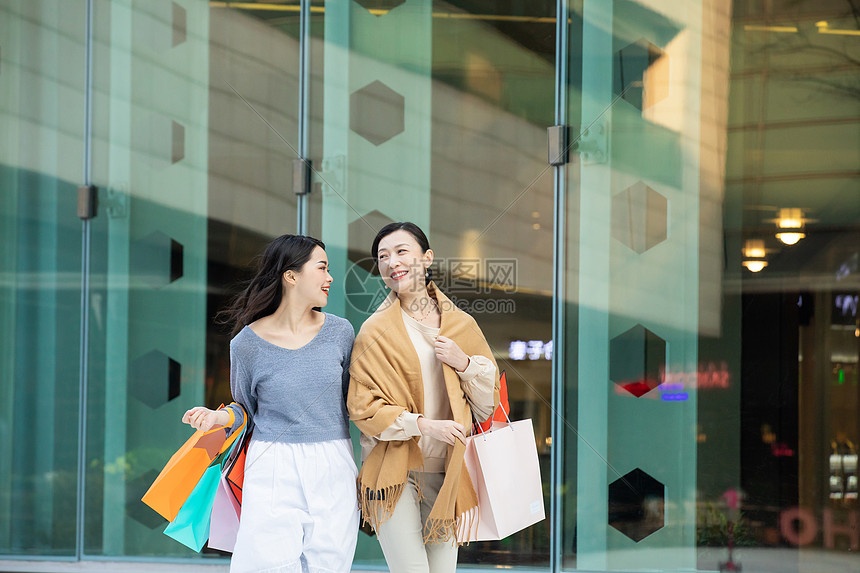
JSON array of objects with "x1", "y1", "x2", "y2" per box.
[
  {"x1": 371, "y1": 222, "x2": 432, "y2": 285},
  {"x1": 217, "y1": 234, "x2": 325, "y2": 337}
]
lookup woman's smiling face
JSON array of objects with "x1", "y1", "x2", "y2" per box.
[
  {"x1": 290, "y1": 245, "x2": 332, "y2": 307},
  {"x1": 375, "y1": 229, "x2": 433, "y2": 295}
]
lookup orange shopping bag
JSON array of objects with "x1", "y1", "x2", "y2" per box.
[
  {"x1": 478, "y1": 370, "x2": 510, "y2": 433},
  {"x1": 142, "y1": 404, "x2": 245, "y2": 522}
]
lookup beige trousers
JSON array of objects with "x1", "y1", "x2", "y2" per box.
[{"x1": 376, "y1": 471, "x2": 458, "y2": 573}]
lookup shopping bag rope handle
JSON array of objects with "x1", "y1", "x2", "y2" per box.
[{"x1": 473, "y1": 399, "x2": 513, "y2": 440}]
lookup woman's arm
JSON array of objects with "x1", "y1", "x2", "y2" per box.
[
  {"x1": 376, "y1": 411, "x2": 422, "y2": 440},
  {"x1": 457, "y1": 355, "x2": 497, "y2": 423},
  {"x1": 182, "y1": 345, "x2": 253, "y2": 434}
]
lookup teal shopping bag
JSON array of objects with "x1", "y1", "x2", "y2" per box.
[{"x1": 163, "y1": 463, "x2": 222, "y2": 551}]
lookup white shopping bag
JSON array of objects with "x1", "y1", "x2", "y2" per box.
[
  {"x1": 458, "y1": 418, "x2": 545, "y2": 542},
  {"x1": 208, "y1": 473, "x2": 241, "y2": 552}
]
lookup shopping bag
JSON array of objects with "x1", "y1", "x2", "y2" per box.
[
  {"x1": 223, "y1": 429, "x2": 251, "y2": 506},
  {"x1": 458, "y1": 416, "x2": 545, "y2": 542},
  {"x1": 208, "y1": 472, "x2": 242, "y2": 552},
  {"x1": 163, "y1": 464, "x2": 222, "y2": 551},
  {"x1": 478, "y1": 370, "x2": 510, "y2": 433},
  {"x1": 142, "y1": 404, "x2": 245, "y2": 521},
  {"x1": 207, "y1": 416, "x2": 249, "y2": 553}
]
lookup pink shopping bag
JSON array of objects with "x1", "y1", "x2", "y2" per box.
[
  {"x1": 458, "y1": 418, "x2": 545, "y2": 542},
  {"x1": 208, "y1": 473, "x2": 242, "y2": 552}
]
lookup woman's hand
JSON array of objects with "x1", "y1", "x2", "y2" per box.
[
  {"x1": 435, "y1": 336, "x2": 470, "y2": 372},
  {"x1": 181, "y1": 407, "x2": 229, "y2": 431},
  {"x1": 417, "y1": 417, "x2": 467, "y2": 445}
]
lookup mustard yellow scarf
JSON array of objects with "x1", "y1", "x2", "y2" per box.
[{"x1": 347, "y1": 282, "x2": 499, "y2": 544}]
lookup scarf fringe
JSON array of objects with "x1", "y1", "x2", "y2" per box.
[
  {"x1": 357, "y1": 482, "x2": 406, "y2": 533},
  {"x1": 454, "y1": 505, "x2": 479, "y2": 546},
  {"x1": 423, "y1": 517, "x2": 457, "y2": 545},
  {"x1": 423, "y1": 506, "x2": 480, "y2": 546}
]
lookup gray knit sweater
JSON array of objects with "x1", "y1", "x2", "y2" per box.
[{"x1": 225, "y1": 313, "x2": 354, "y2": 443}]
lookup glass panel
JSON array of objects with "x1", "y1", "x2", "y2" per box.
[
  {"x1": 310, "y1": 0, "x2": 556, "y2": 567},
  {"x1": 722, "y1": 0, "x2": 860, "y2": 570},
  {"x1": 564, "y1": 0, "x2": 860, "y2": 571},
  {"x1": 85, "y1": 0, "x2": 299, "y2": 557},
  {"x1": 566, "y1": 0, "x2": 701, "y2": 569},
  {"x1": 0, "y1": 0, "x2": 86, "y2": 556}
]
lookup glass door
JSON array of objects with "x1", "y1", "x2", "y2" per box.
[
  {"x1": 562, "y1": 0, "x2": 710, "y2": 569},
  {"x1": 83, "y1": 0, "x2": 301, "y2": 558},
  {"x1": 309, "y1": 1, "x2": 557, "y2": 567},
  {"x1": 0, "y1": 0, "x2": 87, "y2": 556}
]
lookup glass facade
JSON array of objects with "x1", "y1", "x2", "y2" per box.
[{"x1": 0, "y1": 1, "x2": 858, "y2": 571}]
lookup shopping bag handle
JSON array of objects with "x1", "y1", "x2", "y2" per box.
[
  {"x1": 473, "y1": 400, "x2": 513, "y2": 440},
  {"x1": 210, "y1": 402, "x2": 248, "y2": 466}
]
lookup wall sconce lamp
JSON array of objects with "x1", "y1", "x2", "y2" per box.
[{"x1": 742, "y1": 239, "x2": 769, "y2": 272}]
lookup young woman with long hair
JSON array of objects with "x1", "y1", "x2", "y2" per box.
[
  {"x1": 182, "y1": 234, "x2": 359, "y2": 573},
  {"x1": 347, "y1": 222, "x2": 500, "y2": 573}
]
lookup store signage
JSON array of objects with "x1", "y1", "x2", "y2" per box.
[
  {"x1": 612, "y1": 361, "x2": 732, "y2": 398},
  {"x1": 780, "y1": 508, "x2": 859, "y2": 550},
  {"x1": 508, "y1": 340, "x2": 553, "y2": 361},
  {"x1": 662, "y1": 361, "x2": 731, "y2": 389}
]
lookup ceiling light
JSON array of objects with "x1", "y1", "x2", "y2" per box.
[
  {"x1": 743, "y1": 260, "x2": 768, "y2": 273},
  {"x1": 743, "y1": 239, "x2": 767, "y2": 259},
  {"x1": 744, "y1": 24, "x2": 798, "y2": 33},
  {"x1": 769, "y1": 208, "x2": 814, "y2": 245},
  {"x1": 776, "y1": 232, "x2": 805, "y2": 245},
  {"x1": 815, "y1": 21, "x2": 860, "y2": 35}
]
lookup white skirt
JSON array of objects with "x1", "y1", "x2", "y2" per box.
[{"x1": 230, "y1": 438, "x2": 359, "y2": 573}]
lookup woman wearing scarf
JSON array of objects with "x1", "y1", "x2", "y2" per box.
[{"x1": 348, "y1": 222, "x2": 500, "y2": 573}]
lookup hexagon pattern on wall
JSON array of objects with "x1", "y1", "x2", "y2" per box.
[
  {"x1": 613, "y1": 38, "x2": 669, "y2": 111},
  {"x1": 136, "y1": 115, "x2": 186, "y2": 168},
  {"x1": 126, "y1": 470, "x2": 165, "y2": 529},
  {"x1": 172, "y1": 2, "x2": 186, "y2": 47},
  {"x1": 139, "y1": 1, "x2": 186, "y2": 51},
  {"x1": 130, "y1": 231, "x2": 184, "y2": 288},
  {"x1": 129, "y1": 350, "x2": 181, "y2": 409},
  {"x1": 609, "y1": 468, "x2": 665, "y2": 542},
  {"x1": 342, "y1": 211, "x2": 395, "y2": 315},
  {"x1": 172, "y1": 121, "x2": 185, "y2": 164},
  {"x1": 352, "y1": 0, "x2": 406, "y2": 16},
  {"x1": 350, "y1": 80, "x2": 405, "y2": 146},
  {"x1": 348, "y1": 209, "x2": 395, "y2": 270},
  {"x1": 611, "y1": 181, "x2": 667, "y2": 254},
  {"x1": 609, "y1": 324, "x2": 665, "y2": 398}
]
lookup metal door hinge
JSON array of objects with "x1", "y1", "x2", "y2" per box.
[
  {"x1": 548, "y1": 125, "x2": 569, "y2": 166},
  {"x1": 293, "y1": 158, "x2": 312, "y2": 195},
  {"x1": 78, "y1": 185, "x2": 97, "y2": 220}
]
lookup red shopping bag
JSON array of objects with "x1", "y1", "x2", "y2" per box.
[
  {"x1": 224, "y1": 429, "x2": 250, "y2": 506},
  {"x1": 478, "y1": 371, "x2": 510, "y2": 433}
]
